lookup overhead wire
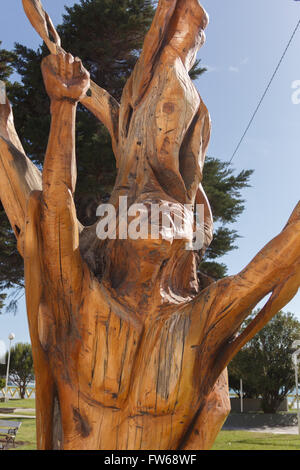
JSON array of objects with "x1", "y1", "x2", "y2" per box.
[{"x1": 229, "y1": 17, "x2": 300, "y2": 163}]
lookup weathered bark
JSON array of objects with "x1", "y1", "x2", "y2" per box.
[{"x1": 0, "y1": 0, "x2": 299, "y2": 450}]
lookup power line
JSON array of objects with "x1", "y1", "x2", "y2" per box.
[{"x1": 229, "y1": 17, "x2": 300, "y2": 163}]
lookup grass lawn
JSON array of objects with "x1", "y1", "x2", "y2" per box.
[
  {"x1": 0, "y1": 398, "x2": 35, "y2": 409},
  {"x1": 1, "y1": 406, "x2": 299, "y2": 450},
  {"x1": 212, "y1": 431, "x2": 300, "y2": 450},
  {"x1": 0, "y1": 399, "x2": 37, "y2": 450},
  {"x1": 13, "y1": 418, "x2": 36, "y2": 451},
  {"x1": 0, "y1": 417, "x2": 37, "y2": 450},
  {"x1": 12, "y1": 428, "x2": 300, "y2": 451}
]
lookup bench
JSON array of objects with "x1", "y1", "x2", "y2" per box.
[{"x1": 0, "y1": 420, "x2": 22, "y2": 449}]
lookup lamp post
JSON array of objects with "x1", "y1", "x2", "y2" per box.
[
  {"x1": 292, "y1": 340, "x2": 300, "y2": 436},
  {"x1": 4, "y1": 333, "x2": 15, "y2": 403},
  {"x1": 240, "y1": 378, "x2": 243, "y2": 413}
]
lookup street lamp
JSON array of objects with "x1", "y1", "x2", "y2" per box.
[
  {"x1": 292, "y1": 340, "x2": 300, "y2": 436},
  {"x1": 4, "y1": 333, "x2": 15, "y2": 403}
]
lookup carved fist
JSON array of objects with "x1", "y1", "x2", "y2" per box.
[{"x1": 41, "y1": 52, "x2": 90, "y2": 103}]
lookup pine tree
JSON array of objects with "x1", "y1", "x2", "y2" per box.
[
  {"x1": 201, "y1": 158, "x2": 253, "y2": 278},
  {"x1": 0, "y1": 41, "x2": 16, "y2": 81}
]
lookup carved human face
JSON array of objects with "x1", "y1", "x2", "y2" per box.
[{"x1": 167, "y1": 0, "x2": 209, "y2": 70}]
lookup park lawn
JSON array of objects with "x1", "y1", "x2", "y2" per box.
[
  {"x1": 11, "y1": 409, "x2": 36, "y2": 417},
  {"x1": 13, "y1": 427, "x2": 300, "y2": 451},
  {"x1": 15, "y1": 428, "x2": 300, "y2": 451},
  {"x1": 1, "y1": 417, "x2": 37, "y2": 451},
  {"x1": 3, "y1": 418, "x2": 300, "y2": 451},
  {"x1": 0, "y1": 398, "x2": 35, "y2": 409},
  {"x1": 212, "y1": 431, "x2": 300, "y2": 450},
  {"x1": 14, "y1": 418, "x2": 36, "y2": 451}
]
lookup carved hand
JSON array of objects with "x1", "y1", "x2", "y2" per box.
[{"x1": 41, "y1": 52, "x2": 90, "y2": 103}]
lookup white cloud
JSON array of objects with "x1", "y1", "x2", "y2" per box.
[
  {"x1": 241, "y1": 57, "x2": 249, "y2": 65},
  {"x1": 228, "y1": 58, "x2": 249, "y2": 73},
  {"x1": 0, "y1": 340, "x2": 6, "y2": 364},
  {"x1": 202, "y1": 64, "x2": 218, "y2": 73}
]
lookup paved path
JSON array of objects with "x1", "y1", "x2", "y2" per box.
[
  {"x1": 224, "y1": 425, "x2": 299, "y2": 435},
  {"x1": 0, "y1": 413, "x2": 35, "y2": 419},
  {"x1": 223, "y1": 412, "x2": 300, "y2": 435},
  {"x1": 0, "y1": 408, "x2": 35, "y2": 413}
]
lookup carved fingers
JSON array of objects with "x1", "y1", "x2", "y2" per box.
[
  {"x1": 41, "y1": 52, "x2": 90, "y2": 103},
  {"x1": 284, "y1": 201, "x2": 300, "y2": 228}
]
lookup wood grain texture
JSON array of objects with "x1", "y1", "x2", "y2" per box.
[{"x1": 0, "y1": 0, "x2": 299, "y2": 450}]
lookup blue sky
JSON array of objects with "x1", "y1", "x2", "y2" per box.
[{"x1": 0, "y1": 0, "x2": 300, "y2": 349}]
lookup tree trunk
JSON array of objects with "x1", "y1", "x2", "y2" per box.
[
  {"x1": 0, "y1": 0, "x2": 299, "y2": 450},
  {"x1": 19, "y1": 384, "x2": 26, "y2": 400}
]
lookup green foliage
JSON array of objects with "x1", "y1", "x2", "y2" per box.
[
  {"x1": 0, "y1": 343, "x2": 34, "y2": 399},
  {"x1": 201, "y1": 158, "x2": 253, "y2": 278},
  {"x1": 0, "y1": 40, "x2": 17, "y2": 82},
  {"x1": 0, "y1": 377, "x2": 5, "y2": 389},
  {"x1": 213, "y1": 431, "x2": 300, "y2": 451},
  {"x1": 198, "y1": 261, "x2": 228, "y2": 280},
  {"x1": 203, "y1": 157, "x2": 253, "y2": 225},
  {"x1": 0, "y1": 292, "x2": 5, "y2": 311},
  {"x1": 0, "y1": 209, "x2": 24, "y2": 289},
  {"x1": 0, "y1": 398, "x2": 35, "y2": 409},
  {"x1": 228, "y1": 311, "x2": 300, "y2": 413},
  {"x1": 59, "y1": 0, "x2": 154, "y2": 99},
  {"x1": 0, "y1": 202, "x2": 24, "y2": 315},
  {"x1": 189, "y1": 59, "x2": 207, "y2": 81}
]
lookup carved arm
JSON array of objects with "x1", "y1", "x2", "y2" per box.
[
  {"x1": 40, "y1": 52, "x2": 90, "y2": 302},
  {"x1": 22, "y1": 0, "x2": 120, "y2": 156},
  {"x1": 130, "y1": 0, "x2": 178, "y2": 106},
  {"x1": 184, "y1": 201, "x2": 300, "y2": 386},
  {"x1": 81, "y1": 82, "x2": 119, "y2": 157},
  {"x1": 0, "y1": 95, "x2": 42, "y2": 253}
]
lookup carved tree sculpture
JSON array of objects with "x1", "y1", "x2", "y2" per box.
[{"x1": 0, "y1": 0, "x2": 299, "y2": 450}]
